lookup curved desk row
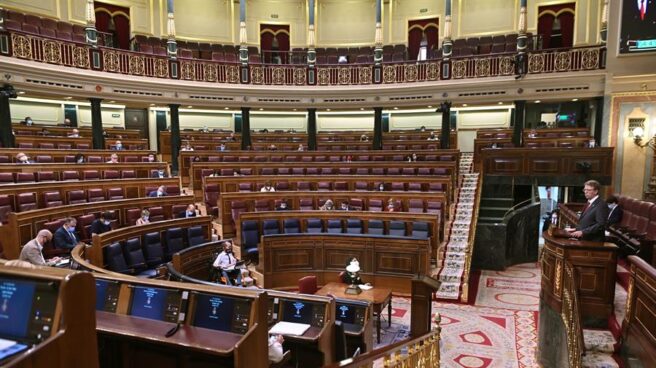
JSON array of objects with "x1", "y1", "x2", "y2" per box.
[{"x1": 0, "y1": 148, "x2": 156, "y2": 163}]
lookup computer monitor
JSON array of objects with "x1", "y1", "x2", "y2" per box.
[
  {"x1": 128, "y1": 286, "x2": 182, "y2": 323},
  {"x1": 335, "y1": 303, "x2": 356, "y2": 324},
  {"x1": 192, "y1": 293, "x2": 235, "y2": 332},
  {"x1": 94, "y1": 279, "x2": 120, "y2": 312},
  {"x1": 280, "y1": 300, "x2": 315, "y2": 325},
  {"x1": 0, "y1": 278, "x2": 36, "y2": 340}
]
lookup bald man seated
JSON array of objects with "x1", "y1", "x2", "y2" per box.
[{"x1": 19, "y1": 229, "x2": 55, "y2": 266}]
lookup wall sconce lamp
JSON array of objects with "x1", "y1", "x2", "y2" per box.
[{"x1": 632, "y1": 126, "x2": 656, "y2": 149}]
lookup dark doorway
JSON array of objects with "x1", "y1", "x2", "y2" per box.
[
  {"x1": 124, "y1": 108, "x2": 148, "y2": 139},
  {"x1": 537, "y1": 3, "x2": 575, "y2": 49}
]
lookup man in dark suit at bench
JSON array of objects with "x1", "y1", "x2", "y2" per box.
[
  {"x1": 53, "y1": 217, "x2": 80, "y2": 250},
  {"x1": 567, "y1": 180, "x2": 609, "y2": 242}
]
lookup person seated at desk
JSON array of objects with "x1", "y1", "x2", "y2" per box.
[
  {"x1": 22, "y1": 116, "x2": 34, "y2": 126},
  {"x1": 15, "y1": 152, "x2": 32, "y2": 164},
  {"x1": 261, "y1": 182, "x2": 276, "y2": 192},
  {"x1": 387, "y1": 199, "x2": 397, "y2": 212},
  {"x1": 75, "y1": 153, "x2": 85, "y2": 163},
  {"x1": 68, "y1": 128, "x2": 80, "y2": 138},
  {"x1": 226, "y1": 132, "x2": 236, "y2": 141},
  {"x1": 180, "y1": 204, "x2": 197, "y2": 218},
  {"x1": 107, "y1": 153, "x2": 119, "y2": 163},
  {"x1": 341, "y1": 258, "x2": 363, "y2": 285},
  {"x1": 181, "y1": 142, "x2": 194, "y2": 151},
  {"x1": 146, "y1": 153, "x2": 156, "y2": 162},
  {"x1": 62, "y1": 118, "x2": 72, "y2": 127},
  {"x1": 268, "y1": 334, "x2": 285, "y2": 363},
  {"x1": 320, "y1": 199, "x2": 335, "y2": 211},
  {"x1": 111, "y1": 140, "x2": 124, "y2": 150},
  {"x1": 19, "y1": 229, "x2": 53, "y2": 266},
  {"x1": 217, "y1": 143, "x2": 227, "y2": 152},
  {"x1": 53, "y1": 217, "x2": 80, "y2": 250},
  {"x1": 148, "y1": 185, "x2": 168, "y2": 197},
  {"x1": 427, "y1": 131, "x2": 439, "y2": 141},
  {"x1": 212, "y1": 242, "x2": 242, "y2": 286},
  {"x1": 606, "y1": 195, "x2": 623, "y2": 227},
  {"x1": 276, "y1": 200, "x2": 290, "y2": 211},
  {"x1": 152, "y1": 169, "x2": 168, "y2": 178},
  {"x1": 90, "y1": 212, "x2": 112, "y2": 236},
  {"x1": 136, "y1": 209, "x2": 150, "y2": 225},
  {"x1": 297, "y1": 144, "x2": 305, "y2": 151},
  {"x1": 360, "y1": 134, "x2": 369, "y2": 142},
  {"x1": 339, "y1": 201, "x2": 352, "y2": 211}
]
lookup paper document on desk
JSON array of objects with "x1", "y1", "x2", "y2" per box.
[
  {"x1": 358, "y1": 284, "x2": 373, "y2": 290},
  {"x1": 270, "y1": 321, "x2": 311, "y2": 336}
]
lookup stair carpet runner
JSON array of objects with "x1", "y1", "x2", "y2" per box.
[{"x1": 434, "y1": 153, "x2": 479, "y2": 300}]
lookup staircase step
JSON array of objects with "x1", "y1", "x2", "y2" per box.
[
  {"x1": 583, "y1": 329, "x2": 618, "y2": 354},
  {"x1": 581, "y1": 352, "x2": 619, "y2": 368}
]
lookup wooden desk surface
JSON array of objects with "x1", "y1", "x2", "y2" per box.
[
  {"x1": 315, "y1": 282, "x2": 391, "y2": 306},
  {"x1": 96, "y1": 311, "x2": 241, "y2": 356}
]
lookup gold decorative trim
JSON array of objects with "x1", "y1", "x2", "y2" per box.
[
  {"x1": 251, "y1": 66, "x2": 264, "y2": 84},
  {"x1": 11, "y1": 33, "x2": 33, "y2": 59}
]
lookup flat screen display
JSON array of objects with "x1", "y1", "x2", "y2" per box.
[
  {"x1": 95, "y1": 279, "x2": 110, "y2": 310},
  {"x1": 129, "y1": 286, "x2": 173, "y2": 321},
  {"x1": 192, "y1": 293, "x2": 235, "y2": 332},
  {"x1": 281, "y1": 300, "x2": 314, "y2": 325},
  {"x1": 335, "y1": 303, "x2": 357, "y2": 324},
  {"x1": 620, "y1": 0, "x2": 656, "y2": 54},
  {"x1": 0, "y1": 278, "x2": 36, "y2": 339}
]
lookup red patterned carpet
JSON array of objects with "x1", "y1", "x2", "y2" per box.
[{"x1": 378, "y1": 263, "x2": 540, "y2": 368}]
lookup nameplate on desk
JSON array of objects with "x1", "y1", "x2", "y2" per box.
[{"x1": 270, "y1": 321, "x2": 310, "y2": 336}]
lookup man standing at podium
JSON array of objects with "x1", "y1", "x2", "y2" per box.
[{"x1": 567, "y1": 180, "x2": 608, "y2": 242}]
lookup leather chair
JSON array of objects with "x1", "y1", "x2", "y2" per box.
[
  {"x1": 408, "y1": 199, "x2": 425, "y2": 213},
  {"x1": 283, "y1": 219, "x2": 301, "y2": 234},
  {"x1": 355, "y1": 182, "x2": 368, "y2": 191},
  {"x1": 0, "y1": 195, "x2": 13, "y2": 223},
  {"x1": 126, "y1": 208, "x2": 142, "y2": 225},
  {"x1": 0, "y1": 173, "x2": 13, "y2": 183},
  {"x1": 334, "y1": 182, "x2": 348, "y2": 191},
  {"x1": 369, "y1": 199, "x2": 383, "y2": 212},
  {"x1": 104, "y1": 170, "x2": 120, "y2": 179},
  {"x1": 426, "y1": 201, "x2": 442, "y2": 214},
  {"x1": 241, "y1": 220, "x2": 260, "y2": 263},
  {"x1": 368, "y1": 220, "x2": 384, "y2": 235},
  {"x1": 187, "y1": 226, "x2": 206, "y2": 247},
  {"x1": 43, "y1": 191, "x2": 63, "y2": 208},
  {"x1": 292, "y1": 168, "x2": 305, "y2": 175},
  {"x1": 411, "y1": 222, "x2": 430, "y2": 239},
  {"x1": 148, "y1": 206, "x2": 165, "y2": 222},
  {"x1": 104, "y1": 242, "x2": 132, "y2": 274},
  {"x1": 231, "y1": 200, "x2": 247, "y2": 224},
  {"x1": 255, "y1": 199, "x2": 272, "y2": 212},
  {"x1": 298, "y1": 275, "x2": 318, "y2": 294},
  {"x1": 261, "y1": 168, "x2": 274, "y2": 175},
  {"x1": 87, "y1": 188, "x2": 105, "y2": 202},
  {"x1": 276, "y1": 181, "x2": 290, "y2": 190},
  {"x1": 349, "y1": 198, "x2": 364, "y2": 210},
  {"x1": 41, "y1": 219, "x2": 69, "y2": 258},
  {"x1": 35, "y1": 155, "x2": 53, "y2": 163},
  {"x1": 121, "y1": 170, "x2": 136, "y2": 179},
  {"x1": 346, "y1": 219, "x2": 362, "y2": 234},
  {"x1": 36, "y1": 171, "x2": 56, "y2": 182},
  {"x1": 204, "y1": 184, "x2": 220, "y2": 217},
  {"x1": 356, "y1": 168, "x2": 369, "y2": 175},
  {"x1": 107, "y1": 188, "x2": 125, "y2": 200},
  {"x1": 17, "y1": 192, "x2": 37, "y2": 212},
  {"x1": 76, "y1": 214, "x2": 95, "y2": 242},
  {"x1": 390, "y1": 182, "x2": 405, "y2": 191},
  {"x1": 124, "y1": 237, "x2": 157, "y2": 277},
  {"x1": 238, "y1": 183, "x2": 252, "y2": 192},
  {"x1": 389, "y1": 221, "x2": 406, "y2": 236},
  {"x1": 171, "y1": 204, "x2": 187, "y2": 218},
  {"x1": 82, "y1": 170, "x2": 99, "y2": 180},
  {"x1": 306, "y1": 218, "x2": 323, "y2": 233},
  {"x1": 306, "y1": 168, "x2": 319, "y2": 175},
  {"x1": 327, "y1": 219, "x2": 343, "y2": 234},
  {"x1": 262, "y1": 219, "x2": 280, "y2": 235},
  {"x1": 387, "y1": 168, "x2": 401, "y2": 175},
  {"x1": 67, "y1": 190, "x2": 87, "y2": 204},
  {"x1": 143, "y1": 232, "x2": 165, "y2": 267},
  {"x1": 297, "y1": 181, "x2": 311, "y2": 191},
  {"x1": 317, "y1": 182, "x2": 331, "y2": 191},
  {"x1": 164, "y1": 227, "x2": 185, "y2": 259},
  {"x1": 16, "y1": 172, "x2": 35, "y2": 183},
  {"x1": 62, "y1": 171, "x2": 79, "y2": 181},
  {"x1": 277, "y1": 168, "x2": 290, "y2": 175}
]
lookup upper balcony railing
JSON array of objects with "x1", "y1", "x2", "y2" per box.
[{"x1": 1, "y1": 28, "x2": 606, "y2": 87}]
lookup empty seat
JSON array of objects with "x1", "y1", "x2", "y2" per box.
[
  {"x1": 369, "y1": 199, "x2": 383, "y2": 212},
  {"x1": 67, "y1": 190, "x2": 87, "y2": 204},
  {"x1": 204, "y1": 184, "x2": 220, "y2": 217},
  {"x1": 326, "y1": 219, "x2": 343, "y2": 234},
  {"x1": 231, "y1": 201, "x2": 247, "y2": 224},
  {"x1": 164, "y1": 227, "x2": 185, "y2": 259},
  {"x1": 408, "y1": 199, "x2": 425, "y2": 213},
  {"x1": 349, "y1": 198, "x2": 364, "y2": 210},
  {"x1": 186, "y1": 226, "x2": 206, "y2": 247},
  {"x1": 388, "y1": 221, "x2": 406, "y2": 236},
  {"x1": 75, "y1": 214, "x2": 95, "y2": 242},
  {"x1": 87, "y1": 188, "x2": 105, "y2": 202},
  {"x1": 0, "y1": 195, "x2": 13, "y2": 223},
  {"x1": 299, "y1": 198, "x2": 314, "y2": 210},
  {"x1": 83, "y1": 170, "x2": 100, "y2": 180},
  {"x1": 346, "y1": 219, "x2": 362, "y2": 234},
  {"x1": 306, "y1": 218, "x2": 323, "y2": 233},
  {"x1": 390, "y1": 182, "x2": 405, "y2": 191},
  {"x1": 35, "y1": 155, "x2": 53, "y2": 163},
  {"x1": 107, "y1": 188, "x2": 125, "y2": 200},
  {"x1": 411, "y1": 222, "x2": 430, "y2": 239},
  {"x1": 36, "y1": 171, "x2": 56, "y2": 182},
  {"x1": 368, "y1": 220, "x2": 384, "y2": 235},
  {"x1": 241, "y1": 220, "x2": 260, "y2": 263},
  {"x1": 17, "y1": 192, "x2": 37, "y2": 212},
  {"x1": 0, "y1": 173, "x2": 13, "y2": 183},
  {"x1": 238, "y1": 183, "x2": 252, "y2": 192},
  {"x1": 43, "y1": 191, "x2": 63, "y2": 208},
  {"x1": 148, "y1": 206, "x2": 165, "y2": 222},
  {"x1": 254, "y1": 199, "x2": 272, "y2": 212},
  {"x1": 105, "y1": 242, "x2": 131, "y2": 274},
  {"x1": 62, "y1": 171, "x2": 79, "y2": 181},
  {"x1": 317, "y1": 182, "x2": 331, "y2": 191},
  {"x1": 104, "y1": 170, "x2": 120, "y2": 179},
  {"x1": 283, "y1": 219, "x2": 301, "y2": 234},
  {"x1": 263, "y1": 219, "x2": 280, "y2": 235},
  {"x1": 143, "y1": 232, "x2": 165, "y2": 267},
  {"x1": 355, "y1": 182, "x2": 368, "y2": 191},
  {"x1": 297, "y1": 182, "x2": 311, "y2": 191},
  {"x1": 16, "y1": 172, "x2": 35, "y2": 183}
]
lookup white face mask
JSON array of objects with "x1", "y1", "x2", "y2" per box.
[{"x1": 608, "y1": 203, "x2": 617, "y2": 210}]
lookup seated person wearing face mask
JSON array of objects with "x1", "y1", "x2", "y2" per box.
[
  {"x1": 90, "y1": 212, "x2": 113, "y2": 236},
  {"x1": 148, "y1": 185, "x2": 168, "y2": 197},
  {"x1": 136, "y1": 209, "x2": 150, "y2": 225},
  {"x1": 22, "y1": 116, "x2": 34, "y2": 126},
  {"x1": 338, "y1": 201, "x2": 353, "y2": 211},
  {"x1": 146, "y1": 153, "x2": 156, "y2": 162},
  {"x1": 53, "y1": 217, "x2": 80, "y2": 250},
  {"x1": 152, "y1": 169, "x2": 168, "y2": 178},
  {"x1": 180, "y1": 204, "x2": 197, "y2": 218},
  {"x1": 276, "y1": 200, "x2": 290, "y2": 211},
  {"x1": 112, "y1": 140, "x2": 124, "y2": 150}
]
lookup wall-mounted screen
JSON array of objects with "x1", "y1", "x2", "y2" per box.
[
  {"x1": 128, "y1": 286, "x2": 181, "y2": 323},
  {"x1": 620, "y1": 0, "x2": 656, "y2": 54}
]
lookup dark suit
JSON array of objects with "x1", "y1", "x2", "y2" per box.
[
  {"x1": 151, "y1": 172, "x2": 168, "y2": 178},
  {"x1": 607, "y1": 205, "x2": 623, "y2": 227},
  {"x1": 53, "y1": 226, "x2": 79, "y2": 250},
  {"x1": 90, "y1": 219, "x2": 111, "y2": 235},
  {"x1": 576, "y1": 197, "x2": 609, "y2": 242},
  {"x1": 179, "y1": 211, "x2": 196, "y2": 218},
  {"x1": 148, "y1": 191, "x2": 166, "y2": 197}
]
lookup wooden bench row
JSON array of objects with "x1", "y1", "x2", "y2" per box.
[
  {"x1": 12, "y1": 124, "x2": 142, "y2": 138},
  {"x1": 14, "y1": 136, "x2": 149, "y2": 150},
  {"x1": 0, "y1": 148, "x2": 156, "y2": 163},
  {"x1": 0, "y1": 162, "x2": 170, "y2": 183}
]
